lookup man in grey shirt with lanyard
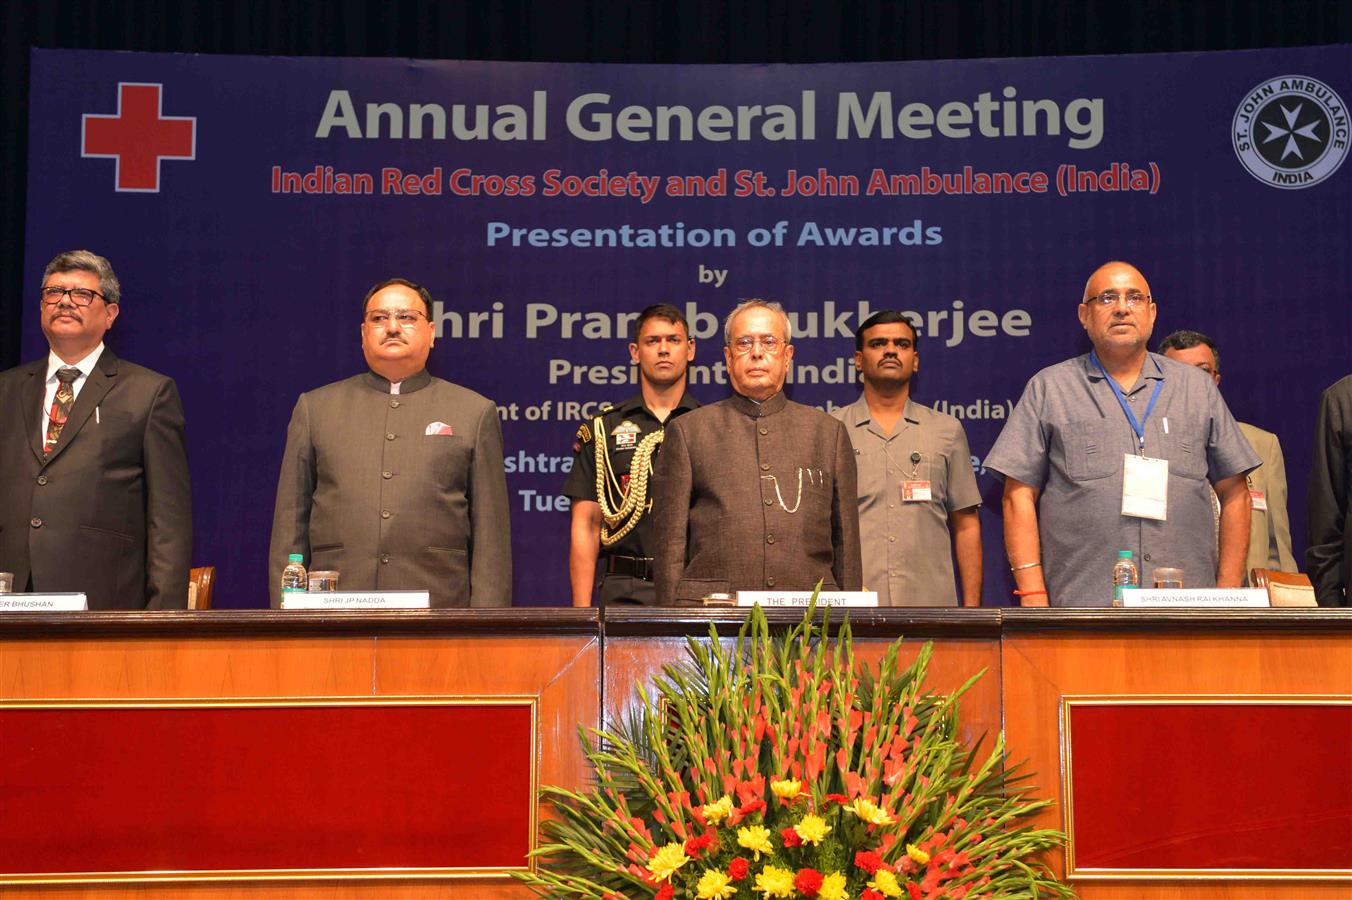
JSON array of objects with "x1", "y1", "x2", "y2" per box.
[{"x1": 985, "y1": 261, "x2": 1258, "y2": 607}]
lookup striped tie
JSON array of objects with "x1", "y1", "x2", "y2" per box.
[{"x1": 44, "y1": 367, "x2": 81, "y2": 455}]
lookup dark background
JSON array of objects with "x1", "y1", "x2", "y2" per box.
[{"x1": 5, "y1": 0, "x2": 1351, "y2": 368}]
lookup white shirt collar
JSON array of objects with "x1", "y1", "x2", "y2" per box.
[{"x1": 46, "y1": 343, "x2": 105, "y2": 383}]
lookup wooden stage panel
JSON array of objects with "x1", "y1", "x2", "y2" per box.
[
  {"x1": 373, "y1": 634, "x2": 599, "y2": 793},
  {"x1": 0, "y1": 611, "x2": 600, "y2": 900},
  {"x1": 0, "y1": 637, "x2": 377, "y2": 699},
  {"x1": 1, "y1": 607, "x2": 1347, "y2": 900},
  {"x1": 1001, "y1": 623, "x2": 1352, "y2": 900}
]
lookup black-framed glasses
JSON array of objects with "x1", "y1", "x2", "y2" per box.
[
  {"x1": 1084, "y1": 290, "x2": 1151, "y2": 308},
  {"x1": 364, "y1": 309, "x2": 428, "y2": 328},
  {"x1": 40, "y1": 286, "x2": 106, "y2": 307}
]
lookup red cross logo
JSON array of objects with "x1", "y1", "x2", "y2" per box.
[{"x1": 82, "y1": 83, "x2": 196, "y2": 192}]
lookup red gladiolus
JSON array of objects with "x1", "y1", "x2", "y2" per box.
[
  {"x1": 862, "y1": 890, "x2": 884, "y2": 900},
  {"x1": 907, "y1": 884, "x2": 923, "y2": 900},
  {"x1": 655, "y1": 885, "x2": 675, "y2": 900},
  {"x1": 780, "y1": 827, "x2": 803, "y2": 848},
  {"x1": 728, "y1": 857, "x2": 751, "y2": 881},
  {"x1": 825, "y1": 793, "x2": 850, "y2": 805},
  {"x1": 795, "y1": 868, "x2": 825, "y2": 897}
]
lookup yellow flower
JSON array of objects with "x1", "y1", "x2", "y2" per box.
[
  {"x1": 847, "y1": 797, "x2": 895, "y2": 826},
  {"x1": 702, "y1": 795, "x2": 734, "y2": 825},
  {"x1": 793, "y1": 813, "x2": 831, "y2": 846},
  {"x1": 696, "y1": 868, "x2": 737, "y2": 900},
  {"x1": 736, "y1": 824, "x2": 774, "y2": 860},
  {"x1": 770, "y1": 778, "x2": 803, "y2": 801},
  {"x1": 906, "y1": 843, "x2": 930, "y2": 865},
  {"x1": 752, "y1": 864, "x2": 797, "y2": 898},
  {"x1": 868, "y1": 868, "x2": 905, "y2": 898},
  {"x1": 645, "y1": 843, "x2": 691, "y2": 883},
  {"x1": 817, "y1": 871, "x2": 850, "y2": 900}
]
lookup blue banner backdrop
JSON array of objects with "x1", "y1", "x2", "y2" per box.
[{"x1": 23, "y1": 46, "x2": 1352, "y2": 607}]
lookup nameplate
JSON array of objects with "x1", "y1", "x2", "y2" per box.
[
  {"x1": 1119, "y1": 588, "x2": 1269, "y2": 608},
  {"x1": 0, "y1": 594, "x2": 88, "y2": 611},
  {"x1": 737, "y1": 591, "x2": 878, "y2": 608},
  {"x1": 280, "y1": 591, "x2": 431, "y2": 610}
]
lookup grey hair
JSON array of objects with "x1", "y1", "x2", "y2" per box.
[
  {"x1": 42, "y1": 250, "x2": 121, "y2": 305},
  {"x1": 723, "y1": 299, "x2": 791, "y2": 345}
]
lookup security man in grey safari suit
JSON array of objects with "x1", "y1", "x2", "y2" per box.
[{"x1": 269, "y1": 278, "x2": 512, "y2": 608}]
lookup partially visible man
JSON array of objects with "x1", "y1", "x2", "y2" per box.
[
  {"x1": 563, "y1": 304, "x2": 699, "y2": 606},
  {"x1": 985, "y1": 262, "x2": 1259, "y2": 606},
  {"x1": 1308, "y1": 375, "x2": 1352, "y2": 606},
  {"x1": 1159, "y1": 330, "x2": 1295, "y2": 579},
  {"x1": 269, "y1": 277, "x2": 511, "y2": 608},
  {"x1": 652, "y1": 299, "x2": 861, "y2": 604},
  {"x1": 0, "y1": 250, "x2": 192, "y2": 609},
  {"x1": 832, "y1": 311, "x2": 982, "y2": 606}
]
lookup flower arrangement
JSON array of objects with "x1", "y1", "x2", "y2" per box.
[{"x1": 516, "y1": 603, "x2": 1074, "y2": 899}]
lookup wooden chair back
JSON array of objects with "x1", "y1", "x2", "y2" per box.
[{"x1": 188, "y1": 566, "x2": 216, "y2": 610}]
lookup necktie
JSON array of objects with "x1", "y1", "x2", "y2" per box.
[{"x1": 44, "y1": 367, "x2": 81, "y2": 455}]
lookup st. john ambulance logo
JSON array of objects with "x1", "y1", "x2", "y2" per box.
[{"x1": 1232, "y1": 75, "x2": 1348, "y2": 189}]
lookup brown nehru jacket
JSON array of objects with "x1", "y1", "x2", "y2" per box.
[{"x1": 651, "y1": 391, "x2": 862, "y2": 603}]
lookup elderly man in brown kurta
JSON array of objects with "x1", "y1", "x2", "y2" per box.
[{"x1": 652, "y1": 300, "x2": 862, "y2": 604}]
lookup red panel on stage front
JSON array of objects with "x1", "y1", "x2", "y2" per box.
[
  {"x1": 0, "y1": 702, "x2": 533, "y2": 875},
  {"x1": 1068, "y1": 703, "x2": 1352, "y2": 871}
]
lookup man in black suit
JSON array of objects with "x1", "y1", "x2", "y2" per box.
[
  {"x1": 0, "y1": 250, "x2": 191, "y2": 609},
  {"x1": 1309, "y1": 375, "x2": 1352, "y2": 606}
]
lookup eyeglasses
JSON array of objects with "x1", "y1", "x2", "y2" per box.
[
  {"x1": 1084, "y1": 290, "x2": 1151, "y2": 308},
  {"x1": 729, "y1": 335, "x2": 786, "y2": 356},
  {"x1": 364, "y1": 309, "x2": 428, "y2": 328},
  {"x1": 40, "y1": 286, "x2": 106, "y2": 307}
]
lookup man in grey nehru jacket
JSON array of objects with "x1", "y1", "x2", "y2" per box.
[{"x1": 269, "y1": 277, "x2": 511, "y2": 608}]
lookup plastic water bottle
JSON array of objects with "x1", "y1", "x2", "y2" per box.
[
  {"x1": 281, "y1": 553, "x2": 308, "y2": 593},
  {"x1": 1111, "y1": 550, "x2": 1138, "y2": 607}
]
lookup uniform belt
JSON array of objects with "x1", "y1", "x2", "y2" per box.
[{"x1": 605, "y1": 555, "x2": 654, "y2": 581}]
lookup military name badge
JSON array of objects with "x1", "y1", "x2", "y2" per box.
[
  {"x1": 612, "y1": 420, "x2": 640, "y2": 450},
  {"x1": 901, "y1": 480, "x2": 932, "y2": 502}
]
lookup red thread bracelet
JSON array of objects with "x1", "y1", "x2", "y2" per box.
[{"x1": 1013, "y1": 589, "x2": 1048, "y2": 598}]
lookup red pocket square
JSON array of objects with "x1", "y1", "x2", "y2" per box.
[{"x1": 425, "y1": 422, "x2": 454, "y2": 436}]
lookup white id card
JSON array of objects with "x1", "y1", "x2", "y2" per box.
[
  {"x1": 1249, "y1": 489, "x2": 1268, "y2": 511},
  {"x1": 1121, "y1": 454, "x2": 1168, "y2": 520},
  {"x1": 901, "y1": 480, "x2": 932, "y2": 502}
]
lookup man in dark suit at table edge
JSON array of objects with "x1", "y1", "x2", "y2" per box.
[{"x1": 0, "y1": 250, "x2": 192, "y2": 609}]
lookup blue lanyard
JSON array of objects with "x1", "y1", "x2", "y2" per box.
[{"x1": 1091, "y1": 352, "x2": 1163, "y2": 453}]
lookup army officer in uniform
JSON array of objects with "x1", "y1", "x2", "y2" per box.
[{"x1": 563, "y1": 304, "x2": 699, "y2": 606}]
